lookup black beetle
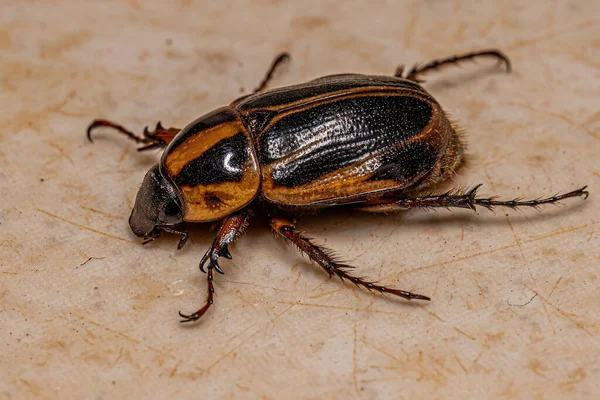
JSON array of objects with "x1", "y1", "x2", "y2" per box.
[{"x1": 87, "y1": 49, "x2": 588, "y2": 322}]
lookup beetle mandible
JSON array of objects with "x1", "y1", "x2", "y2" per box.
[{"x1": 87, "y1": 49, "x2": 588, "y2": 323}]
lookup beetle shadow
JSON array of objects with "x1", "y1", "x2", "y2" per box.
[
  {"x1": 423, "y1": 65, "x2": 508, "y2": 93},
  {"x1": 87, "y1": 133, "x2": 163, "y2": 168},
  {"x1": 293, "y1": 199, "x2": 589, "y2": 235},
  {"x1": 153, "y1": 197, "x2": 588, "y2": 255}
]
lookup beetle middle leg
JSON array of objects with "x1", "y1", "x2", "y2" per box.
[
  {"x1": 87, "y1": 119, "x2": 180, "y2": 151},
  {"x1": 253, "y1": 52, "x2": 291, "y2": 93},
  {"x1": 179, "y1": 210, "x2": 252, "y2": 323},
  {"x1": 270, "y1": 216, "x2": 430, "y2": 301},
  {"x1": 395, "y1": 49, "x2": 511, "y2": 82},
  {"x1": 355, "y1": 185, "x2": 589, "y2": 213}
]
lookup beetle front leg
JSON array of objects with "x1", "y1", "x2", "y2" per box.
[
  {"x1": 270, "y1": 216, "x2": 430, "y2": 301},
  {"x1": 87, "y1": 119, "x2": 180, "y2": 151},
  {"x1": 178, "y1": 210, "x2": 252, "y2": 323},
  {"x1": 356, "y1": 185, "x2": 589, "y2": 213}
]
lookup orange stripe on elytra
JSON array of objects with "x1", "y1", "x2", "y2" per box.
[{"x1": 163, "y1": 120, "x2": 247, "y2": 177}]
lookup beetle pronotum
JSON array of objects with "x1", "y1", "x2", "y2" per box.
[{"x1": 88, "y1": 49, "x2": 588, "y2": 323}]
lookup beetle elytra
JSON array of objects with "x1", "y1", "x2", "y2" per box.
[{"x1": 87, "y1": 49, "x2": 588, "y2": 323}]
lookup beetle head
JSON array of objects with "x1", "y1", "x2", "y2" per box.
[{"x1": 129, "y1": 164, "x2": 183, "y2": 238}]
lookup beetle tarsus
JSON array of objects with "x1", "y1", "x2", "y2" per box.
[
  {"x1": 161, "y1": 227, "x2": 189, "y2": 250},
  {"x1": 270, "y1": 216, "x2": 430, "y2": 302},
  {"x1": 199, "y1": 246, "x2": 226, "y2": 275},
  {"x1": 396, "y1": 49, "x2": 512, "y2": 82},
  {"x1": 221, "y1": 245, "x2": 233, "y2": 259},
  {"x1": 179, "y1": 266, "x2": 215, "y2": 323}
]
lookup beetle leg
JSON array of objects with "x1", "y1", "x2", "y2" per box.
[
  {"x1": 253, "y1": 52, "x2": 291, "y2": 93},
  {"x1": 179, "y1": 266, "x2": 214, "y2": 323},
  {"x1": 199, "y1": 210, "x2": 252, "y2": 274},
  {"x1": 87, "y1": 119, "x2": 180, "y2": 151},
  {"x1": 355, "y1": 185, "x2": 589, "y2": 213},
  {"x1": 395, "y1": 49, "x2": 511, "y2": 82},
  {"x1": 178, "y1": 211, "x2": 251, "y2": 323},
  {"x1": 270, "y1": 216, "x2": 430, "y2": 301},
  {"x1": 161, "y1": 227, "x2": 189, "y2": 250}
]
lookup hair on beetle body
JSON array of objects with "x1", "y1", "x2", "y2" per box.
[{"x1": 87, "y1": 49, "x2": 588, "y2": 324}]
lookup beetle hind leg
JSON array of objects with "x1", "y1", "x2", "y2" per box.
[
  {"x1": 356, "y1": 185, "x2": 589, "y2": 213},
  {"x1": 395, "y1": 49, "x2": 511, "y2": 82},
  {"x1": 87, "y1": 119, "x2": 180, "y2": 151},
  {"x1": 253, "y1": 52, "x2": 291, "y2": 93},
  {"x1": 270, "y1": 216, "x2": 430, "y2": 301}
]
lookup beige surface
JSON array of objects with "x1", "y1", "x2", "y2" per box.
[{"x1": 1, "y1": 1, "x2": 599, "y2": 399}]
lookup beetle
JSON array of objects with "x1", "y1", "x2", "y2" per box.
[{"x1": 87, "y1": 49, "x2": 588, "y2": 323}]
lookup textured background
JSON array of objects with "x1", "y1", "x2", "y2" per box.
[{"x1": 1, "y1": 1, "x2": 599, "y2": 399}]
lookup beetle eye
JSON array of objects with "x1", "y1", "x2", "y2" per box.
[{"x1": 164, "y1": 201, "x2": 181, "y2": 217}]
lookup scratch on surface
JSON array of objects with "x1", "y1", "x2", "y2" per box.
[
  {"x1": 399, "y1": 242, "x2": 515, "y2": 276},
  {"x1": 541, "y1": 290, "x2": 594, "y2": 338},
  {"x1": 454, "y1": 355, "x2": 468, "y2": 374},
  {"x1": 308, "y1": 288, "x2": 345, "y2": 300},
  {"x1": 219, "y1": 279, "x2": 285, "y2": 292},
  {"x1": 481, "y1": 165, "x2": 526, "y2": 260},
  {"x1": 471, "y1": 351, "x2": 483, "y2": 370},
  {"x1": 529, "y1": 223, "x2": 591, "y2": 242},
  {"x1": 206, "y1": 329, "x2": 260, "y2": 374},
  {"x1": 548, "y1": 277, "x2": 563, "y2": 299},
  {"x1": 587, "y1": 226, "x2": 595, "y2": 242},
  {"x1": 35, "y1": 208, "x2": 136, "y2": 244},
  {"x1": 45, "y1": 141, "x2": 75, "y2": 166},
  {"x1": 80, "y1": 205, "x2": 124, "y2": 220},
  {"x1": 403, "y1": 12, "x2": 419, "y2": 48},
  {"x1": 524, "y1": 285, "x2": 594, "y2": 337},
  {"x1": 234, "y1": 291, "x2": 258, "y2": 309},
  {"x1": 352, "y1": 313, "x2": 360, "y2": 397},
  {"x1": 453, "y1": 327, "x2": 476, "y2": 341},
  {"x1": 85, "y1": 319, "x2": 184, "y2": 363},
  {"x1": 528, "y1": 359, "x2": 550, "y2": 379},
  {"x1": 485, "y1": 160, "x2": 552, "y2": 330},
  {"x1": 399, "y1": 222, "x2": 594, "y2": 277},
  {"x1": 479, "y1": 20, "x2": 495, "y2": 37},
  {"x1": 453, "y1": 327, "x2": 491, "y2": 349},
  {"x1": 2, "y1": 271, "x2": 18, "y2": 275},
  {"x1": 169, "y1": 361, "x2": 181, "y2": 377},
  {"x1": 277, "y1": 301, "x2": 418, "y2": 318},
  {"x1": 416, "y1": 304, "x2": 445, "y2": 322},
  {"x1": 118, "y1": 147, "x2": 129, "y2": 165},
  {"x1": 506, "y1": 101, "x2": 599, "y2": 142},
  {"x1": 111, "y1": 347, "x2": 125, "y2": 367},
  {"x1": 504, "y1": 19, "x2": 599, "y2": 52},
  {"x1": 504, "y1": 217, "x2": 525, "y2": 259},
  {"x1": 473, "y1": 274, "x2": 485, "y2": 299},
  {"x1": 432, "y1": 275, "x2": 440, "y2": 296},
  {"x1": 269, "y1": 281, "x2": 327, "y2": 324},
  {"x1": 360, "y1": 337, "x2": 400, "y2": 363}
]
